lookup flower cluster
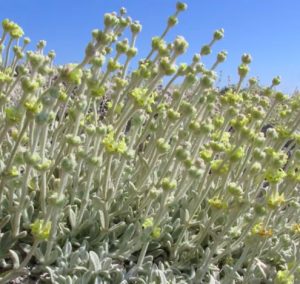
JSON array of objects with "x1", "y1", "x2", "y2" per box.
[{"x1": 0, "y1": 3, "x2": 300, "y2": 284}]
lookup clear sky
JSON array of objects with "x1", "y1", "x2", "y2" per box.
[{"x1": 1, "y1": 0, "x2": 299, "y2": 93}]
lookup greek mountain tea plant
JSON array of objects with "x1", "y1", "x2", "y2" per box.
[{"x1": 0, "y1": 2, "x2": 300, "y2": 283}]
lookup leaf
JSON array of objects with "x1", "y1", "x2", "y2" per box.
[
  {"x1": 9, "y1": 249, "x2": 20, "y2": 269},
  {"x1": 68, "y1": 207, "x2": 76, "y2": 229},
  {"x1": 0, "y1": 215, "x2": 11, "y2": 230},
  {"x1": 63, "y1": 241, "x2": 72, "y2": 257},
  {"x1": 65, "y1": 276, "x2": 73, "y2": 284},
  {"x1": 102, "y1": 257, "x2": 112, "y2": 270},
  {"x1": 0, "y1": 231, "x2": 16, "y2": 259},
  {"x1": 89, "y1": 251, "x2": 100, "y2": 271},
  {"x1": 121, "y1": 223, "x2": 135, "y2": 243},
  {"x1": 99, "y1": 210, "x2": 106, "y2": 230}
]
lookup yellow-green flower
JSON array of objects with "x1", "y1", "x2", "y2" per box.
[
  {"x1": 151, "y1": 227, "x2": 161, "y2": 239},
  {"x1": 274, "y1": 270, "x2": 294, "y2": 284},
  {"x1": 291, "y1": 223, "x2": 300, "y2": 234},
  {"x1": 142, "y1": 217, "x2": 154, "y2": 229},
  {"x1": 129, "y1": 88, "x2": 157, "y2": 113},
  {"x1": 208, "y1": 197, "x2": 227, "y2": 209},
  {"x1": 265, "y1": 168, "x2": 286, "y2": 184},
  {"x1": 267, "y1": 192, "x2": 285, "y2": 209},
  {"x1": 251, "y1": 223, "x2": 272, "y2": 238},
  {"x1": 0, "y1": 70, "x2": 13, "y2": 85},
  {"x1": 210, "y1": 159, "x2": 229, "y2": 175},
  {"x1": 31, "y1": 219, "x2": 51, "y2": 241},
  {"x1": 102, "y1": 131, "x2": 127, "y2": 154}
]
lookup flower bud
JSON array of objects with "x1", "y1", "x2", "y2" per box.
[
  {"x1": 272, "y1": 76, "x2": 281, "y2": 86},
  {"x1": 167, "y1": 108, "x2": 181, "y2": 121},
  {"x1": 208, "y1": 197, "x2": 227, "y2": 209},
  {"x1": 173, "y1": 36, "x2": 188, "y2": 55},
  {"x1": 200, "y1": 45, "x2": 211, "y2": 56},
  {"x1": 200, "y1": 76, "x2": 214, "y2": 88},
  {"x1": 120, "y1": 7, "x2": 127, "y2": 15},
  {"x1": 35, "y1": 159, "x2": 52, "y2": 172},
  {"x1": 213, "y1": 28, "x2": 224, "y2": 41},
  {"x1": 188, "y1": 166, "x2": 202, "y2": 178},
  {"x1": 193, "y1": 53, "x2": 201, "y2": 63},
  {"x1": 116, "y1": 39, "x2": 129, "y2": 54},
  {"x1": 61, "y1": 154, "x2": 77, "y2": 172},
  {"x1": 161, "y1": 177, "x2": 177, "y2": 191},
  {"x1": 185, "y1": 73, "x2": 197, "y2": 86},
  {"x1": 241, "y1": 53, "x2": 252, "y2": 64},
  {"x1": 274, "y1": 92, "x2": 287, "y2": 102},
  {"x1": 104, "y1": 13, "x2": 119, "y2": 28},
  {"x1": 130, "y1": 21, "x2": 142, "y2": 34},
  {"x1": 238, "y1": 64, "x2": 249, "y2": 78},
  {"x1": 23, "y1": 152, "x2": 41, "y2": 166},
  {"x1": 126, "y1": 47, "x2": 138, "y2": 58},
  {"x1": 107, "y1": 58, "x2": 121, "y2": 72},
  {"x1": 156, "y1": 138, "x2": 170, "y2": 153},
  {"x1": 210, "y1": 159, "x2": 229, "y2": 175},
  {"x1": 179, "y1": 100, "x2": 196, "y2": 115},
  {"x1": 176, "y1": 2, "x2": 187, "y2": 11},
  {"x1": 227, "y1": 182, "x2": 243, "y2": 197},
  {"x1": 48, "y1": 192, "x2": 65, "y2": 207},
  {"x1": 168, "y1": 16, "x2": 178, "y2": 27},
  {"x1": 248, "y1": 77, "x2": 257, "y2": 86},
  {"x1": 37, "y1": 40, "x2": 47, "y2": 50},
  {"x1": 175, "y1": 146, "x2": 190, "y2": 161},
  {"x1": 254, "y1": 204, "x2": 267, "y2": 216},
  {"x1": 21, "y1": 77, "x2": 40, "y2": 93},
  {"x1": 176, "y1": 63, "x2": 187, "y2": 76},
  {"x1": 217, "y1": 51, "x2": 227, "y2": 63},
  {"x1": 66, "y1": 134, "x2": 82, "y2": 146}
]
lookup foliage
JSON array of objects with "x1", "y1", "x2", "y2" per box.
[{"x1": 0, "y1": 3, "x2": 300, "y2": 283}]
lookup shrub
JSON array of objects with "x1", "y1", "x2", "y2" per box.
[{"x1": 0, "y1": 3, "x2": 299, "y2": 283}]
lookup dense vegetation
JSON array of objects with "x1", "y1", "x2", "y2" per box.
[{"x1": 0, "y1": 3, "x2": 299, "y2": 283}]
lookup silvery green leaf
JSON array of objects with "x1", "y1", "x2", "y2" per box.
[
  {"x1": 9, "y1": 249, "x2": 19, "y2": 269},
  {"x1": 0, "y1": 214, "x2": 10, "y2": 230},
  {"x1": 16, "y1": 231, "x2": 27, "y2": 239},
  {"x1": 94, "y1": 276, "x2": 103, "y2": 284},
  {"x1": 108, "y1": 221, "x2": 126, "y2": 236},
  {"x1": 48, "y1": 250, "x2": 59, "y2": 264},
  {"x1": 33, "y1": 247, "x2": 44, "y2": 262},
  {"x1": 112, "y1": 269, "x2": 123, "y2": 283},
  {"x1": 158, "y1": 271, "x2": 168, "y2": 284},
  {"x1": 99, "y1": 210, "x2": 106, "y2": 229},
  {"x1": 66, "y1": 276, "x2": 73, "y2": 284},
  {"x1": 57, "y1": 275, "x2": 66, "y2": 284},
  {"x1": 148, "y1": 242, "x2": 160, "y2": 251},
  {"x1": 75, "y1": 271, "x2": 93, "y2": 284},
  {"x1": 68, "y1": 207, "x2": 76, "y2": 229},
  {"x1": 73, "y1": 266, "x2": 89, "y2": 273},
  {"x1": 164, "y1": 233, "x2": 173, "y2": 242},
  {"x1": 143, "y1": 255, "x2": 153, "y2": 263},
  {"x1": 70, "y1": 252, "x2": 81, "y2": 268},
  {"x1": 102, "y1": 257, "x2": 112, "y2": 270},
  {"x1": 0, "y1": 231, "x2": 15, "y2": 259},
  {"x1": 63, "y1": 241, "x2": 72, "y2": 257},
  {"x1": 128, "y1": 181, "x2": 137, "y2": 192},
  {"x1": 89, "y1": 251, "x2": 101, "y2": 271},
  {"x1": 121, "y1": 223, "x2": 135, "y2": 242},
  {"x1": 208, "y1": 273, "x2": 221, "y2": 284},
  {"x1": 128, "y1": 277, "x2": 146, "y2": 284},
  {"x1": 98, "y1": 271, "x2": 111, "y2": 281},
  {"x1": 92, "y1": 196, "x2": 105, "y2": 210}
]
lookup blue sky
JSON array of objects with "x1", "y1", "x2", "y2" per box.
[{"x1": 1, "y1": 0, "x2": 299, "y2": 93}]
